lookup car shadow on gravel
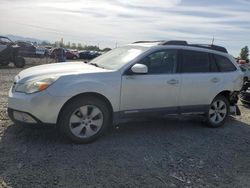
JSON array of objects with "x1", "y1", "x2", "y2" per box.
[
  {"x1": 0, "y1": 66, "x2": 16, "y2": 69},
  {"x1": 1, "y1": 117, "x2": 250, "y2": 187}
]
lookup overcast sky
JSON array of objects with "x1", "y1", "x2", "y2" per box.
[{"x1": 0, "y1": 0, "x2": 249, "y2": 56}]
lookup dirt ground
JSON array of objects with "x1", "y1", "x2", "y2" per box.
[{"x1": 1, "y1": 58, "x2": 250, "y2": 188}]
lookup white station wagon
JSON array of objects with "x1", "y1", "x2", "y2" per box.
[{"x1": 8, "y1": 40, "x2": 243, "y2": 143}]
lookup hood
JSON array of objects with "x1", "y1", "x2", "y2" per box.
[{"x1": 15, "y1": 62, "x2": 109, "y2": 83}]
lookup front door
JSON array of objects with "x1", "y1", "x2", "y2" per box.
[{"x1": 120, "y1": 49, "x2": 181, "y2": 116}]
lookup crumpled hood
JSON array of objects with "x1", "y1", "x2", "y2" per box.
[{"x1": 15, "y1": 62, "x2": 108, "y2": 83}]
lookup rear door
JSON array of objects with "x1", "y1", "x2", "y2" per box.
[{"x1": 179, "y1": 50, "x2": 223, "y2": 113}]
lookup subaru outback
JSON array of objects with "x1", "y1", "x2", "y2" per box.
[{"x1": 8, "y1": 40, "x2": 243, "y2": 143}]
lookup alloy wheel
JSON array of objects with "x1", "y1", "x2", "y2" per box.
[
  {"x1": 69, "y1": 105, "x2": 103, "y2": 138},
  {"x1": 209, "y1": 100, "x2": 227, "y2": 124}
]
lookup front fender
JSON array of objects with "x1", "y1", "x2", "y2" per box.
[{"x1": 47, "y1": 77, "x2": 121, "y2": 112}]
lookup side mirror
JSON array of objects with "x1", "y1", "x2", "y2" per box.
[{"x1": 131, "y1": 64, "x2": 148, "y2": 74}]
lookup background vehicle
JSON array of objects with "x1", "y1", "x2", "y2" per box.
[
  {"x1": 65, "y1": 49, "x2": 79, "y2": 60},
  {"x1": 8, "y1": 40, "x2": 243, "y2": 143},
  {"x1": 240, "y1": 81, "x2": 250, "y2": 105},
  {"x1": 240, "y1": 65, "x2": 250, "y2": 81},
  {"x1": 79, "y1": 50, "x2": 101, "y2": 60},
  {"x1": 17, "y1": 41, "x2": 47, "y2": 58},
  {"x1": 0, "y1": 36, "x2": 25, "y2": 68}
]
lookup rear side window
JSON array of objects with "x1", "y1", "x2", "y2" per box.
[
  {"x1": 209, "y1": 54, "x2": 219, "y2": 72},
  {"x1": 213, "y1": 54, "x2": 236, "y2": 72},
  {"x1": 181, "y1": 50, "x2": 209, "y2": 73}
]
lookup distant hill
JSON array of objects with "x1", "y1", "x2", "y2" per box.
[{"x1": 3, "y1": 34, "x2": 50, "y2": 44}]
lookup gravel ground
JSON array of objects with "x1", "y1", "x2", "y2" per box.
[{"x1": 1, "y1": 58, "x2": 250, "y2": 188}]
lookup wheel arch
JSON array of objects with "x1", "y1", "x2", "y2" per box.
[
  {"x1": 56, "y1": 92, "x2": 114, "y2": 125},
  {"x1": 210, "y1": 90, "x2": 232, "y2": 105},
  {"x1": 216, "y1": 90, "x2": 231, "y2": 101}
]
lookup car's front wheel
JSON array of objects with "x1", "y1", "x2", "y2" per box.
[
  {"x1": 58, "y1": 96, "x2": 111, "y2": 143},
  {"x1": 206, "y1": 96, "x2": 229, "y2": 128}
]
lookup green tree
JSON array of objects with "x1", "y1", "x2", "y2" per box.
[
  {"x1": 71, "y1": 43, "x2": 76, "y2": 49},
  {"x1": 82, "y1": 45, "x2": 100, "y2": 51},
  {"x1": 64, "y1": 42, "x2": 71, "y2": 48},
  {"x1": 41, "y1": 41, "x2": 50, "y2": 45},
  {"x1": 239, "y1": 46, "x2": 249, "y2": 63}
]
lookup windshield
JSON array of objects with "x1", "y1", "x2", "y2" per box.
[{"x1": 89, "y1": 46, "x2": 148, "y2": 70}]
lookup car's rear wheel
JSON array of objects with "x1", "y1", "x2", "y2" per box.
[
  {"x1": 206, "y1": 96, "x2": 229, "y2": 128},
  {"x1": 14, "y1": 57, "x2": 25, "y2": 68},
  {"x1": 58, "y1": 96, "x2": 111, "y2": 143}
]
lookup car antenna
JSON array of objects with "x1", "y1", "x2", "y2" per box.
[{"x1": 211, "y1": 36, "x2": 215, "y2": 45}]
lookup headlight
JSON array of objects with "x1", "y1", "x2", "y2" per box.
[{"x1": 15, "y1": 76, "x2": 59, "y2": 94}]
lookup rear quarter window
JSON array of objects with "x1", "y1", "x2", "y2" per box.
[
  {"x1": 213, "y1": 54, "x2": 236, "y2": 72},
  {"x1": 181, "y1": 50, "x2": 209, "y2": 73}
]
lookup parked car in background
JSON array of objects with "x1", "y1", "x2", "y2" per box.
[
  {"x1": 240, "y1": 65, "x2": 250, "y2": 82},
  {"x1": 79, "y1": 50, "x2": 102, "y2": 60},
  {"x1": 17, "y1": 41, "x2": 47, "y2": 58},
  {"x1": 240, "y1": 81, "x2": 250, "y2": 105},
  {"x1": 239, "y1": 59, "x2": 247, "y2": 64},
  {"x1": 8, "y1": 40, "x2": 243, "y2": 143},
  {"x1": 0, "y1": 36, "x2": 25, "y2": 67},
  {"x1": 65, "y1": 49, "x2": 79, "y2": 60},
  {"x1": 17, "y1": 41, "x2": 35, "y2": 57}
]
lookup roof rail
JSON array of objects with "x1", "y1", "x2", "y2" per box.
[
  {"x1": 133, "y1": 40, "x2": 164, "y2": 44},
  {"x1": 132, "y1": 40, "x2": 228, "y2": 53},
  {"x1": 159, "y1": 40, "x2": 228, "y2": 53},
  {"x1": 189, "y1": 44, "x2": 228, "y2": 53},
  {"x1": 160, "y1": 40, "x2": 188, "y2": 45}
]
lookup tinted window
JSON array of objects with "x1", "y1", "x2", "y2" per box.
[
  {"x1": 140, "y1": 50, "x2": 177, "y2": 74},
  {"x1": 210, "y1": 54, "x2": 219, "y2": 72},
  {"x1": 181, "y1": 50, "x2": 209, "y2": 73},
  {"x1": 214, "y1": 54, "x2": 236, "y2": 72}
]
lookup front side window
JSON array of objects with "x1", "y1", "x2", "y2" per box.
[
  {"x1": 139, "y1": 50, "x2": 177, "y2": 74},
  {"x1": 181, "y1": 50, "x2": 209, "y2": 73},
  {"x1": 213, "y1": 54, "x2": 236, "y2": 72}
]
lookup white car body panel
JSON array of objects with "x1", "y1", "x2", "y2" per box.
[
  {"x1": 121, "y1": 74, "x2": 180, "y2": 111},
  {"x1": 15, "y1": 62, "x2": 109, "y2": 83}
]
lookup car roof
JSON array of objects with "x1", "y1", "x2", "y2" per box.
[{"x1": 129, "y1": 40, "x2": 229, "y2": 55}]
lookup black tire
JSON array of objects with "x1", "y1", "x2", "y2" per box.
[
  {"x1": 58, "y1": 96, "x2": 111, "y2": 143},
  {"x1": 14, "y1": 57, "x2": 25, "y2": 68},
  {"x1": 206, "y1": 95, "x2": 229, "y2": 128}
]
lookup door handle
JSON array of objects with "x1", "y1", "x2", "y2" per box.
[
  {"x1": 211, "y1": 77, "x2": 219, "y2": 83},
  {"x1": 167, "y1": 79, "x2": 179, "y2": 85}
]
